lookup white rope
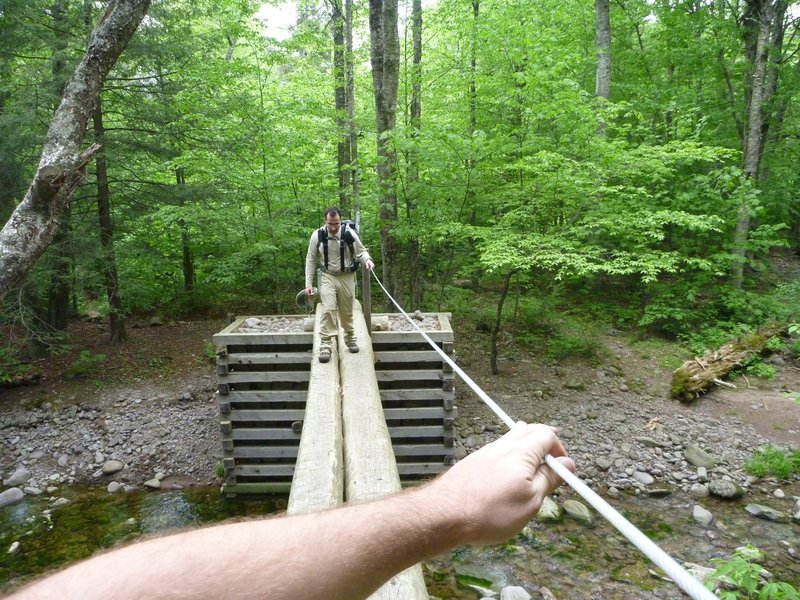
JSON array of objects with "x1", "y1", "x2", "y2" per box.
[{"x1": 371, "y1": 271, "x2": 717, "y2": 600}]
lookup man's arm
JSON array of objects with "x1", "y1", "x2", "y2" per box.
[
  {"x1": 305, "y1": 229, "x2": 319, "y2": 290},
  {"x1": 349, "y1": 231, "x2": 374, "y2": 271},
  {"x1": 9, "y1": 423, "x2": 573, "y2": 600}
]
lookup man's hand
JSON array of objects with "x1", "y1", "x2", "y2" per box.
[
  {"x1": 306, "y1": 286, "x2": 314, "y2": 296},
  {"x1": 428, "y1": 422, "x2": 574, "y2": 545},
  {"x1": 364, "y1": 259, "x2": 375, "y2": 272}
]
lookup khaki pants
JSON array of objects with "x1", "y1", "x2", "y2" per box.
[{"x1": 319, "y1": 271, "x2": 356, "y2": 347}]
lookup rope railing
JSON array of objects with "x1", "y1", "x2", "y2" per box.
[{"x1": 370, "y1": 271, "x2": 717, "y2": 600}]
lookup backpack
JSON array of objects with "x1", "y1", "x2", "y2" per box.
[{"x1": 318, "y1": 220, "x2": 359, "y2": 273}]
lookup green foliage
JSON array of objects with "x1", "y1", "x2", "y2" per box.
[
  {"x1": 706, "y1": 545, "x2": 800, "y2": 599},
  {"x1": 0, "y1": 346, "x2": 36, "y2": 385},
  {"x1": 545, "y1": 334, "x2": 598, "y2": 362},
  {"x1": 64, "y1": 351, "x2": 106, "y2": 380},
  {"x1": 736, "y1": 354, "x2": 777, "y2": 381},
  {"x1": 744, "y1": 447, "x2": 800, "y2": 480},
  {"x1": 204, "y1": 342, "x2": 218, "y2": 364}
]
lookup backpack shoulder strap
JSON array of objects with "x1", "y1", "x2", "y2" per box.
[{"x1": 318, "y1": 227, "x2": 329, "y2": 271}]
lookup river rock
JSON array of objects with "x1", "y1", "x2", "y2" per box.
[
  {"x1": 107, "y1": 481, "x2": 123, "y2": 493},
  {"x1": 595, "y1": 457, "x2": 613, "y2": 471},
  {"x1": 744, "y1": 504, "x2": 790, "y2": 523},
  {"x1": 536, "y1": 496, "x2": 562, "y2": 522},
  {"x1": 51, "y1": 497, "x2": 70, "y2": 508},
  {"x1": 538, "y1": 587, "x2": 557, "y2": 600},
  {"x1": 23, "y1": 487, "x2": 43, "y2": 496},
  {"x1": 633, "y1": 471, "x2": 654, "y2": 485},
  {"x1": 708, "y1": 479, "x2": 744, "y2": 499},
  {"x1": 500, "y1": 586, "x2": 531, "y2": 600},
  {"x1": 563, "y1": 499, "x2": 593, "y2": 524},
  {"x1": 684, "y1": 562, "x2": 716, "y2": 584},
  {"x1": 689, "y1": 483, "x2": 709, "y2": 498},
  {"x1": 693, "y1": 504, "x2": 714, "y2": 526},
  {"x1": 635, "y1": 436, "x2": 664, "y2": 448},
  {"x1": 455, "y1": 564, "x2": 496, "y2": 596},
  {"x1": 143, "y1": 478, "x2": 161, "y2": 489},
  {"x1": 684, "y1": 445, "x2": 716, "y2": 469},
  {"x1": 102, "y1": 460, "x2": 125, "y2": 475},
  {"x1": 0, "y1": 488, "x2": 24, "y2": 509},
  {"x1": 3, "y1": 468, "x2": 31, "y2": 487}
]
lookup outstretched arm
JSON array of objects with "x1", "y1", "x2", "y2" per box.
[
  {"x1": 304, "y1": 229, "x2": 319, "y2": 290},
  {"x1": 9, "y1": 423, "x2": 573, "y2": 600}
]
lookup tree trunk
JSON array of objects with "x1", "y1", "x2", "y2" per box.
[
  {"x1": 369, "y1": 0, "x2": 402, "y2": 309},
  {"x1": 47, "y1": 215, "x2": 72, "y2": 331},
  {"x1": 45, "y1": 0, "x2": 75, "y2": 331},
  {"x1": 93, "y1": 95, "x2": 127, "y2": 343},
  {"x1": 175, "y1": 167, "x2": 194, "y2": 293},
  {"x1": 595, "y1": 0, "x2": 611, "y2": 100},
  {"x1": 757, "y1": 0, "x2": 786, "y2": 179},
  {"x1": 407, "y1": 0, "x2": 423, "y2": 309},
  {"x1": 345, "y1": 0, "x2": 360, "y2": 221},
  {"x1": 331, "y1": 0, "x2": 350, "y2": 212},
  {"x1": 595, "y1": 0, "x2": 611, "y2": 137},
  {"x1": 0, "y1": 0, "x2": 152, "y2": 300},
  {"x1": 671, "y1": 324, "x2": 784, "y2": 402},
  {"x1": 490, "y1": 269, "x2": 517, "y2": 375},
  {"x1": 732, "y1": 0, "x2": 774, "y2": 289}
]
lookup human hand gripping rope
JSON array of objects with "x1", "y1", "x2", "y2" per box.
[{"x1": 370, "y1": 271, "x2": 717, "y2": 600}]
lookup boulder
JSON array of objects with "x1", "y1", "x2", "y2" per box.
[
  {"x1": 102, "y1": 460, "x2": 125, "y2": 475},
  {"x1": 3, "y1": 468, "x2": 31, "y2": 487},
  {"x1": 500, "y1": 587, "x2": 531, "y2": 600},
  {"x1": 744, "y1": 504, "x2": 790, "y2": 523},
  {"x1": 708, "y1": 479, "x2": 744, "y2": 500},
  {"x1": 563, "y1": 499, "x2": 593, "y2": 524},
  {"x1": 684, "y1": 445, "x2": 716, "y2": 469},
  {"x1": 693, "y1": 505, "x2": 714, "y2": 526},
  {"x1": 0, "y1": 488, "x2": 24, "y2": 509},
  {"x1": 536, "y1": 496, "x2": 562, "y2": 522}
]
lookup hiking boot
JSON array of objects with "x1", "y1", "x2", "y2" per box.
[
  {"x1": 319, "y1": 347, "x2": 332, "y2": 363},
  {"x1": 346, "y1": 340, "x2": 359, "y2": 353}
]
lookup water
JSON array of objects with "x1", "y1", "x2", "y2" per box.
[
  {"x1": 429, "y1": 492, "x2": 800, "y2": 598},
  {"x1": 1, "y1": 487, "x2": 797, "y2": 598},
  {"x1": 0, "y1": 486, "x2": 284, "y2": 593}
]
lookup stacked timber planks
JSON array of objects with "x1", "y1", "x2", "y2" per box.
[
  {"x1": 372, "y1": 313, "x2": 457, "y2": 482},
  {"x1": 212, "y1": 309, "x2": 457, "y2": 493},
  {"x1": 213, "y1": 314, "x2": 314, "y2": 495}
]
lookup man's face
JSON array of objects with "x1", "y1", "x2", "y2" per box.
[{"x1": 326, "y1": 215, "x2": 341, "y2": 235}]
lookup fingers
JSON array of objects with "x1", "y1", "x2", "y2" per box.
[
  {"x1": 505, "y1": 422, "x2": 574, "y2": 498},
  {"x1": 532, "y1": 455, "x2": 575, "y2": 499}
]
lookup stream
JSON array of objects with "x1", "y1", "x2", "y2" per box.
[{"x1": 1, "y1": 486, "x2": 798, "y2": 598}]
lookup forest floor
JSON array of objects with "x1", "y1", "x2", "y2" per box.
[{"x1": 1, "y1": 310, "x2": 798, "y2": 473}]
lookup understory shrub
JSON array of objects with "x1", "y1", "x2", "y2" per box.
[
  {"x1": 64, "y1": 351, "x2": 106, "y2": 380},
  {"x1": 706, "y1": 545, "x2": 799, "y2": 599},
  {"x1": 744, "y1": 446, "x2": 800, "y2": 480}
]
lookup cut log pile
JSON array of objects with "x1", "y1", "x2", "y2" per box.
[{"x1": 670, "y1": 325, "x2": 785, "y2": 402}]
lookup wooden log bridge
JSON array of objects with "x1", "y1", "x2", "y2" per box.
[{"x1": 213, "y1": 304, "x2": 457, "y2": 599}]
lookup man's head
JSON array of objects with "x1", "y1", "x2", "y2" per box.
[{"x1": 324, "y1": 207, "x2": 342, "y2": 235}]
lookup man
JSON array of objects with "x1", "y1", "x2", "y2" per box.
[
  {"x1": 305, "y1": 207, "x2": 374, "y2": 363},
  {"x1": 7, "y1": 423, "x2": 574, "y2": 600}
]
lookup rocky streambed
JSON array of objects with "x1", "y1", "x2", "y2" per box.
[{"x1": 1, "y1": 323, "x2": 799, "y2": 597}]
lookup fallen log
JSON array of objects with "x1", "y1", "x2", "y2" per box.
[{"x1": 670, "y1": 324, "x2": 785, "y2": 402}]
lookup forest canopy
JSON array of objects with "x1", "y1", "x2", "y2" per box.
[{"x1": 0, "y1": 0, "x2": 799, "y2": 353}]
